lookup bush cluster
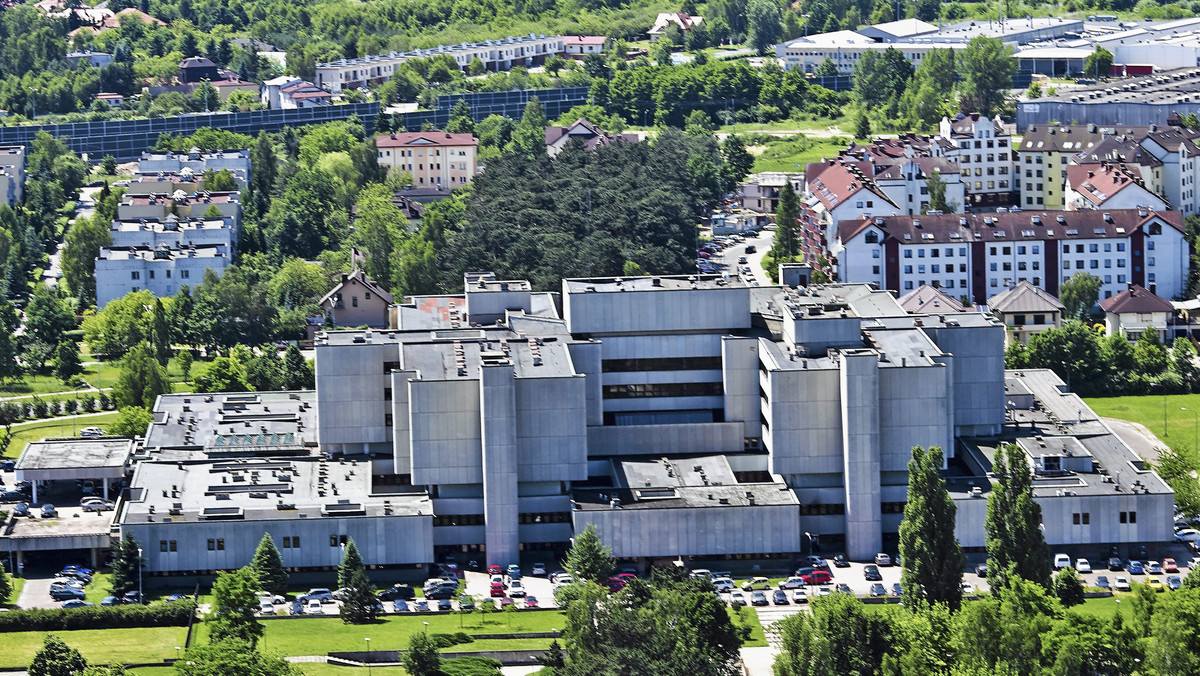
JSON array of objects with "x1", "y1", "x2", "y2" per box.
[{"x1": 0, "y1": 600, "x2": 196, "y2": 632}]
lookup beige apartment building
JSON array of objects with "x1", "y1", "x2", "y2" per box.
[{"x1": 375, "y1": 132, "x2": 479, "y2": 189}]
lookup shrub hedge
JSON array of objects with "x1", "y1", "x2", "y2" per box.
[{"x1": 0, "y1": 599, "x2": 196, "y2": 632}]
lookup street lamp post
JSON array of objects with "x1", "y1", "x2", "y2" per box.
[
  {"x1": 137, "y1": 547, "x2": 143, "y2": 604},
  {"x1": 1183, "y1": 407, "x2": 1198, "y2": 450},
  {"x1": 175, "y1": 646, "x2": 181, "y2": 662},
  {"x1": 364, "y1": 637, "x2": 371, "y2": 676}
]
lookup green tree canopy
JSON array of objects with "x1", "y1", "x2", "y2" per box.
[
  {"x1": 250, "y1": 533, "x2": 289, "y2": 596},
  {"x1": 28, "y1": 635, "x2": 87, "y2": 676},
  {"x1": 109, "y1": 406, "x2": 154, "y2": 437},
  {"x1": 53, "y1": 340, "x2": 83, "y2": 387},
  {"x1": 899, "y1": 446, "x2": 964, "y2": 609},
  {"x1": 108, "y1": 532, "x2": 142, "y2": 597},
  {"x1": 25, "y1": 284, "x2": 75, "y2": 346},
  {"x1": 1059, "y1": 272, "x2": 1102, "y2": 319},
  {"x1": 112, "y1": 342, "x2": 171, "y2": 409},
  {"x1": 1084, "y1": 46, "x2": 1114, "y2": 80},
  {"x1": 563, "y1": 523, "x2": 615, "y2": 583},
  {"x1": 958, "y1": 36, "x2": 1016, "y2": 116},
  {"x1": 208, "y1": 567, "x2": 263, "y2": 648},
  {"x1": 985, "y1": 444, "x2": 1052, "y2": 589}
]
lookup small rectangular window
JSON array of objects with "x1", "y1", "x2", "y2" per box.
[
  {"x1": 160, "y1": 540, "x2": 168, "y2": 552},
  {"x1": 217, "y1": 538, "x2": 224, "y2": 551},
  {"x1": 169, "y1": 540, "x2": 177, "y2": 552},
  {"x1": 208, "y1": 539, "x2": 215, "y2": 551}
]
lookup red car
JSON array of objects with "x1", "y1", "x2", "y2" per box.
[
  {"x1": 605, "y1": 577, "x2": 625, "y2": 592},
  {"x1": 801, "y1": 570, "x2": 832, "y2": 585},
  {"x1": 524, "y1": 596, "x2": 539, "y2": 608},
  {"x1": 490, "y1": 583, "x2": 505, "y2": 598},
  {"x1": 498, "y1": 597, "x2": 515, "y2": 608},
  {"x1": 488, "y1": 564, "x2": 503, "y2": 576},
  {"x1": 1164, "y1": 558, "x2": 1179, "y2": 573},
  {"x1": 617, "y1": 573, "x2": 637, "y2": 584}
]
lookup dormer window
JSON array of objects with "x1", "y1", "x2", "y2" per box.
[{"x1": 865, "y1": 231, "x2": 880, "y2": 244}]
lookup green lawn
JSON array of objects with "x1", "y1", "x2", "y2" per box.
[
  {"x1": 732, "y1": 606, "x2": 766, "y2": 647},
  {"x1": 750, "y1": 135, "x2": 856, "y2": 173},
  {"x1": 0, "y1": 626, "x2": 189, "y2": 667},
  {"x1": 1, "y1": 412, "x2": 122, "y2": 458},
  {"x1": 195, "y1": 611, "x2": 568, "y2": 656},
  {"x1": 1084, "y1": 394, "x2": 1200, "y2": 449}
]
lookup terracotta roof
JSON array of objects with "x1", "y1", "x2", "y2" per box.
[
  {"x1": 1065, "y1": 162, "x2": 1164, "y2": 207},
  {"x1": 1099, "y1": 284, "x2": 1174, "y2": 314},
  {"x1": 805, "y1": 160, "x2": 896, "y2": 212},
  {"x1": 375, "y1": 132, "x2": 478, "y2": 148},
  {"x1": 897, "y1": 284, "x2": 967, "y2": 314},
  {"x1": 837, "y1": 208, "x2": 1182, "y2": 245},
  {"x1": 320, "y1": 269, "x2": 394, "y2": 306},
  {"x1": 987, "y1": 281, "x2": 1064, "y2": 314}
]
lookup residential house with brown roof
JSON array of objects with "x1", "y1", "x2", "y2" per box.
[
  {"x1": 320, "y1": 270, "x2": 394, "y2": 330},
  {"x1": 1016, "y1": 123, "x2": 1152, "y2": 209},
  {"x1": 563, "y1": 36, "x2": 606, "y2": 57},
  {"x1": 1099, "y1": 284, "x2": 1175, "y2": 340},
  {"x1": 803, "y1": 160, "x2": 899, "y2": 228},
  {"x1": 986, "y1": 281, "x2": 1065, "y2": 345},
  {"x1": 897, "y1": 284, "x2": 968, "y2": 314},
  {"x1": 832, "y1": 208, "x2": 1187, "y2": 303},
  {"x1": 1065, "y1": 162, "x2": 1169, "y2": 212},
  {"x1": 544, "y1": 119, "x2": 637, "y2": 157},
  {"x1": 375, "y1": 132, "x2": 479, "y2": 188}
]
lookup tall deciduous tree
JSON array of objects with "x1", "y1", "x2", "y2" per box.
[
  {"x1": 250, "y1": 533, "x2": 289, "y2": 596},
  {"x1": 112, "y1": 342, "x2": 171, "y2": 409},
  {"x1": 1136, "y1": 331, "x2": 1170, "y2": 376},
  {"x1": 958, "y1": 36, "x2": 1016, "y2": 116},
  {"x1": 563, "y1": 523, "x2": 615, "y2": 583},
  {"x1": 109, "y1": 406, "x2": 154, "y2": 437},
  {"x1": 25, "y1": 284, "x2": 75, "y2": 346},
  {"x1": 150, "y1": 299, "x2": 172, "y2": 364},
  {"x1": 985, "y1": 444, "x2": 1051, "y2": 588},
  {"x1": 746, "y1": 0, "x2": 783, "y2": 55},
  {"x1": 353, "y1": 184, "x2": 406, "y2": 289},
  {"x1": 1059, "y1": 272, "x2": 1102, "y2": 319},
  {"x1": 402, "y1": 631, "x2": 442, "y2": 676},
  {"x1": 925, "y1": 170, "x2": 954, "y2": 213},
  {"x1": 511, "y1": 97, "x2": 547, "y2": 158},
  {"x1": 208, "y1": 567, "x2": 263, "y2": 648},
  {"x1": 1084, "y1": 46, "x2": 1114, "y2": 81},
  {"x1": 53, "y1": 340, "x2": 83, "y2": 386},
  {"x1": 899, "y1": 446, "x2": 964, "y2": 609},
  {"x1": 62, "y1": 213, "x2": 111, "y2": 307}
]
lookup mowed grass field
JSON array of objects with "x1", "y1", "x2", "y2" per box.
[
  {"x1": 750, "y1": 135, "x2": 854, "y2": 173},
  {"x1": 1, "y1": 412, "x2": 122, "y2": 458},
  {"x1": 1085, "y1": 393, "x2": 1200, "y2": 449}
]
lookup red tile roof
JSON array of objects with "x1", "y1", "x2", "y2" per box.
[
  {"x1": 1065, "y1": 162, "x2": 1164, "y2": 207},
  {"x1": 805, "y1": 160, "x2": 895, "y2": 212},
  {"x1": 564, "y1": 35, "x2": 606, "y2": 46},
  {"x1": 1099, "y1": 284, "x2": 1174, "y2": 314},
  {"x1": 375, "y1": 132, "x2": 478, "y2": 148}
]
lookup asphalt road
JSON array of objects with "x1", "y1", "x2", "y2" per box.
[{"x1": 709, "y1": 228, "x2": 775, "y2": 286}]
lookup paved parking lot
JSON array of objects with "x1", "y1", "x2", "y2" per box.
[{"x1": 703, "y1": 229, "x2": 774, "y2": 286}]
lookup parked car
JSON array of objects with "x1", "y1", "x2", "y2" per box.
[
  {"x1": 1053, "y1": 553, "x2": 1071, "y2": 570},
  {"x1": 498, "y1": 597, "x2": 515, "y2": 609},
  {"x1": 741, "y1": 577, "x2": 770, "y2": 591},
  {"x1": 290, "y1": 601, "x2": 304, "y2": 615},
  {"x1": 40, "y1": 504, "x2": 57, "y2": 518},
  {"x1": 1128, "y1": 561, "x2": 1145, "y2": 575},
  {"x1": 11, "y1": 502, "x2": 28, "y2": 516},
  {"x1": 713, "y1": 577, "x2": 736, "y2": 592},
  {"x1": 531, "y1": 562, "x2": 547, "y2": 576},
  {"x1": 50, "y1": 586, "x2": 85, "y2": 601},
  {"x1": 750, "y1": 591, "x2": 769, "y2": 606},
  {"x1": 1148, "y1": 561, "x2": 1164, "y2": 575},
  {"x1": 0, "y1": 490, "x2": 27, "y2": 502},
  {"x1": 729, "y1": 591, "x2": 747, "y2": 607},
  {"x1": 508, "y1": 581, "x2": 526, "y2": 597},
  {"x1": 1109, "y1": 557, "x2": 1125, "y2": 571},
  {"x1": 745, "y1": 245, "x2": 757, "y2": 254},
  {"x1": 80, "y1": 498, "x2": 114, "y2": 513},
  {"x1": 1114, "y1": 577, "x2": 1132, "y2": 592},
  {"x1": 507, "y1": 564, "x2": 521, "y2": 580},
  {"x1": 801, "y1": 570, "x2": 832, "y2": 585},
  {"x1": 79, "y1": 427, "x2": 105, "y2": 438},
  {"x1": 305, "y1": 599, "x2": 324, "y2": 615},
  {"x1": 792, "y1": 589, "x2": 808, "y2": 603},
  {"x1": 835, "y1": 583, "x2": 853, "y2": 595},
  {"x1": 832, "y1": 555, "x2": 850, "y2": 568},
  {"x1": 488, "y1": 564, "x2": 503, "y2": 576},
  {"x1": 554, "y1": 574, "x2": 574, "y2": 587},
  {"x1": 772, "y1": 590, "x2": 789, "y2": 605},
  {"x1": 1148, "y1": 577, "x2": 1165, "y2": 592},
  {"x1": 0, "y1": 459, "x2": 14, "y2": 471},
  {"x1": 377, "y1": 584, "x2": 415, "y2": 601},
  {"x1": 816, "y1": 586, "x2": 833, "y2": 597},
  {"x1": 305, "y1": 588, "x2": 335, "y2": 603},
  {"x1": 61, "y1": 600, "x2": 94, "y2": 609},
  {"x1": 1095, "y1": 576, "x2": 1110, "y2": 589},
  {"x1": 891, "y1": 583, "x2": 902, "y2": 598},
  {"x1": 1164, "y1": 558, "x2": 1179, "y2": 573},
  {"x1": 122, "y1": 591, "x2": 142, "y2": 604},
  {"x1": 393, "y1": 600, "x2": 409, "y2": 612},
  {"x1": 490, "y1": 583, "x2": 505, "y2": 598},
  {"x1": 259, "y1": 602, "x2": 276, "y2": 615},
  {"x1": 864, "y1": 565, "x2": 882, "y2": 581},
  {"x1": 57, "y1": 569, "x2": 92, "y2": 583},
  {"x1": 1169, "y1": 575, "x2": 1183, "y2": 590},
  {"x1": 414, "y1": 600, "x2": 430, "y2": 612},
  {"x1": 1176, "y1": 529, "x2": 1200, "y2": 544},
  {"x1": 437, "y1": 599, "x2": 452, "y2": 611},
  {"x1": 778, "y1": 577, "x2": 806, "y2": 590},
  {"x1": 524, "y1": 596, "x2": 539, "y2": 609},
  {"x1": 874, "y1": 553, "x2": 892, "y2": 566},
  {"x1": 975, "y1": 563, "x2": 988, "y2": 577},
  {"x1": 1075, "y1": 559, "x2": 1092, "y2": 573},
  {"x1": 962, "y1": 583, "x2": 976, "y2": 595}
]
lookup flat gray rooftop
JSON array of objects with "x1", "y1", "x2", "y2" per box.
[
  {"x1": 123, "y1": 456, "x2": 432, "y2": 524},
  {"x1": 862, "y1": 327, "x2": 944, "y2": 368},
  {"x1": 563, "y1": 275, "x2": 750, "y2": 293},
  {"x1": 16, "y1": 438, "x2": 133, "y2": 476},
  {"x1": 573, "y1": 455, "x2": 798, "y2": 511},
  {"x1": 401, "y1": 334, "x2": 576, "y2": 379},
  {"x1": 1035, "y1": 67, "x2": 1200, "y2": 105},
  {"x1": 142, "y1": 391, "x2": 318, "y2": 459}
]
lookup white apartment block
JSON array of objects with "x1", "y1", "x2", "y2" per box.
[
  {"x1": 109, "y1": 214, "x2": 238, "y2": 252},
  {"x1": 833, "y1": 208, "x2": 1187, "y2": 303},
  {"x1": 95, "y1": 245, "x2": 230, "y2": 307},
  {"x1": 316, "y1": 34, "x2": 565, "y2": 93},
  {"x1": 1065, "y1": 163, "x2": 1169, "y2": 212},
  {"x1": 136, "y1": 148, "x2": 251, "y2": 186},
  {"x1": 939, "y1": 114, "x2": 1017, "y2": 207},
  {"x1": 117, "y1": 192, "x2": 241, "y2": 221}
]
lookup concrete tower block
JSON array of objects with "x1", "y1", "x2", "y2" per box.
[
  {"x1": 840, "y1": 349, "x2": 882, "y2": 561},
  {"x1": 480, "y1": 363, "x2": 520, "y2": 566}
]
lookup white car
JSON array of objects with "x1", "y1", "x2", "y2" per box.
[
  {"x1": 1114, "y1": 577, "x2": 1131, "y2": 592},
  {"x1": 259, "y1": 601, "x2": 275, "y2": 615},
  {"x1": 778, "y1": 577, "x2": 807, "y2": 590},
  {"x1": 816, "y1": 586, "x2": 833, "y2": 597},
  {"x1": 712, "y1": 577, "x2": 735, "y2": 593},
  {"x1": 791, "y1": 589, "x2": 808, "y2": 603},
  {"x1": 1075, "y1": 559, "x2": 1092, "y2": 573},
  {"x1": 305, "y1": 599, "x2": 324, "y2": 615},
  {"x1": 508, "y1": 581, "x2": 526, "y2": 597},
  {"x1": 1175, "y1": 529, "x2": 1200, "y2": 544},
  {"x1": 1053, "y1": 553, "x2": 1071, "y2": 570},
  {"x1": 962, "y1": 583, "x2": 975, "y2": 595},
  {"x1": 553, "y1": 574, "x2": 574, "y2": 587},
  {"x1": 531, "y1": 562, "x2": 547, "y2": 576},
  {"x1": 81, "y1": 498, "x2": 114, "y2": 512},
  {"x1": 79, "y1": 427, "x2": 105, "y2": 438},
  {"x1": 729, "y1": 591, "x2": 747, "y2": 607}
]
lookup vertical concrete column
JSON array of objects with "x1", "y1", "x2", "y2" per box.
[
  {"x1": 840, "y1": 350, "x2": 882, "y2": 561},
  {"x1": 480, "y1": 363, "x2": 520, "y2": 566}
]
